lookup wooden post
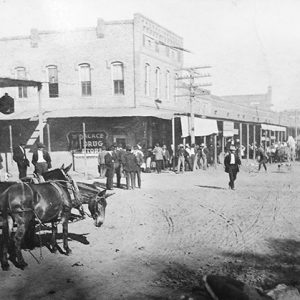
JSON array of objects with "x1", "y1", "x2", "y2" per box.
[
  {"x1": 239, "y1": 123, "x2": 242, "y2": 145},
  {"x1": 82, "y1": 122, "x2": 87, "y2": 177},
  {"x1": 9, "y1": 125, "x2": 13, "y2": 165},
  {"x1": 172, "y1": 116, "x2": 176, "y2": 171},
  {"x1": 253, "y1": 125, "x2": 256, "y2": 160},
  {"x1": 246, "y1": 123, "x2": 249, "y2": 160},
  {"x1": 47, "y1": 123, "x2": 51, "y2": 152},
  {"x1": 214, "y1": 134, "x2": 217, "y2": 167},
  {"x1": 38, "y1": 88, "x2": 43, "y2": 143}
]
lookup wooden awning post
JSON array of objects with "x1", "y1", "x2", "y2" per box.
[{"x1": 82, "y1": 122, "x2": 87, "y2": 178}]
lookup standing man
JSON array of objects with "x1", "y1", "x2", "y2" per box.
[
  {"x1": 224, "y1": 145, "x2": 241, "y2": 190},
  {"x1": 32, "y1": 142, "x2": 52, "y2": 175},
  {"x1": 122, "y1": 145, "x2": 138, "y2": 190},
  {"x1": 13, "y1": 142, "x2": 30, "y2": 179},
  {"x1": 133, "y1": 145, "x2": 144, "y2": 188},
  {"x1": 176, "y1": 144, "x2": 186, "y2": 173},
  {"x1": 257, "y1": 144, "x2": 268, "y2": 172},
  {"x1": 104, "y1": 146, "x2": 115, "y2": 190},
  {"x1": 153, "y1": 143, "x2": 164, "y2": 173}
]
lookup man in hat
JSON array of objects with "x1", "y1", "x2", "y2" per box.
[
  {"x1": 104, "y1": 146, "x2": 115, "y2": 190},
  {"x1": 13, "y1": 142, "x2": 30, "y2": 179},
  {"x1": 32, "y1": 142, "x2": 52, "y2": 175},
  {"x1": 198, "y1": 143, "x2": 208, "y2": 170},
  {"x1": 122, "y1": 145, "x2": 138, "y2": 189},
  {"x1": 176, "y1": 144, "x2": 186, "y2": 173},
  {"x1": 257, "y1": 144, "x2": 268, "y2": 172},
  {"x1": 224, "y1": 145, "x2": 241, "y2": 190}
]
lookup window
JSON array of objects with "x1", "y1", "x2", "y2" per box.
[
  {"x1": 144, "y1": 63, "x2": 150, "y2": 96},
  {"x1": 16, "y1": 67, "x2": 27, "y2": 98},
  {"x1": 111, "y1": 62, "x2": 124, "y2": 95},
  {"x1": 165, "y1": 70, "x2": 170, "y2": 100},
  {"x1": 79, "y1": 63, "x2": 92, "y2": 96},
  {"x1": 155, "y1": 67, "x2": 160, "y2": 99},
  {"x1": 47, "y1": 65, "x2": 59, "y2": 98}
]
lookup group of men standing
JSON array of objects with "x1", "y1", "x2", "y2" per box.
[{"x1": 98, "y1": 144, "x2": 144, "y2": 190}]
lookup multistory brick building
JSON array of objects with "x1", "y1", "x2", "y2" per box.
[
  {"x1": 0, "y1": 14, "x2": 185, "y2": 153},
  {"x1": 0, "y1": 13, "x2": 294, "y2": 162}
]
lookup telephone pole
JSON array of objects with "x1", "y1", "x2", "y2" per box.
[{"x1": 175, "y1": 66, "x2": 212, "y2": 144}]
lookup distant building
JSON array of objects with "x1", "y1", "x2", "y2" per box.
[{"x1": 222, "y1": 86, "x2": 273, "y2": 111}]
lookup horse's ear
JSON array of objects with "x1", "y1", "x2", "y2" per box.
[
  {"x1": 105, "y1": 192, "x2": 115, "y2": 199},
  {"x1": 98, "y1": 189, "x2": 107, "y2": 197},
  {"x1": 60, "y1": 164, "x2": 65, "y2": 169},
  {"x1": 63, "y1": 163, "x2": 72, "y2": 174}
]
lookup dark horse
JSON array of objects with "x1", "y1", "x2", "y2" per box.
[{"x1": 0, "y1": 164, "x2": 108, "y2": 270}]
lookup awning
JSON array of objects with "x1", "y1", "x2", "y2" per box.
[
  {"x1": 0, "y1": 110, "x2": 39, "y2": 120},
  {"x1": 0, "y1": 107, "x2": 180, "y2": 121},
  {"x1": 0, "y1": 77, "x2": 42, "y2": 89},
  {"x1": 181, "y1": 116, "x2": 218, "y2": 137},
  {"x1": 0, "y1": 77, "x2": 42, "y2": 88},
  {"x1": 261, "y1": 124, "x2": 286, "y2": 132}
]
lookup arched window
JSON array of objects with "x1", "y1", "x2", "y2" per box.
[
  {"x1": 144, "y1": 63, "x2": 150, "y2": 96},
  {"x1": 165, "y1": 70, "x2": 170, "y2": 100},
  {"x1": 16, "y1": 67, "x2": 27, "y2": 98},
  {"x1": 155, "y1": 67, "x2": 160, "y2": 99},
  {"x1": 79, "y1": 63, "x2": 92, "y2": 96},
  {"x1": 111, "y1": 62, "x2": 124, "y2": 95},
  {"x1": 47, "y1": 65, "x2": 59, "y2": 98}
]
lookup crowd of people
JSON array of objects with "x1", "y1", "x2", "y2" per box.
[{"x1": 0, "y1": 137, "x2": 297, "y2": 192}]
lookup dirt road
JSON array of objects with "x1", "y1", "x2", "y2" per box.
[{"x1": 1, "y1": 162, "x2": 300, "y2": 299}]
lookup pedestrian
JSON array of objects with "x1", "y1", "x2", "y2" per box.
[
  {"x1": 198, "y1": 143, "x2": 208, "y2": 170},
  {"x1": 257, "y1": 144, "x2": 268, "y2": 172},
  {"x1": 162, "y1": 144, "x2": 170, "y2": 170},
  {"x1": 224, "y1": 145, "x2": 241, "y2": 190},
  {"x1": 98, "y1": 145, "x2": 107, "y2": 178},
  {"x1": 112, "y1": 144, "x2": 123, "y2": 188},
  {"x1": 104, "y1": 146, "x2": 115, "y2": 190},
  {"x1": 176, "y1": 144, "x2": 186, "y2": 173},
  {"x1": 145, "y1": 147, "x2": 153, "y2": 173},
  {"x1": 122, "y1": 145, "x2": 138, "y2": 190},
  {"x1": 13, "y1": 142, "x2": 30, "y2": 179},
  {"x1": 32, "y1": 142, "x2": 52, "y2": 175},
  {"x1": 133, "y1": 145, "x2": 144, "y2": 188},
  {"x1": 153, "y1": 143, "x2": 164, "y2": 173},
  {"x1": 185, "y1": 144, "x2": 192, "y2": 171}
]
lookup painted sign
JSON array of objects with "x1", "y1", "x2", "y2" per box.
[{"x1": 67, "y1": 131, "x2": 107, "y2": 153}]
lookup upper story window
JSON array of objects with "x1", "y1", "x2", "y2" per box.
[
  {"x1": 47, "y1": 65, "x2": 59, "y2": 98},
  {"x1": 16, "y1": 67, "x2": 27, "y2": 98},
  {"x1": 111, "y1": 62, "x2": 124, "y2": 95},
  {"x1": 165, "y1": 70, "x2": 170, "y2": 100},
  {"x1": 79, "y1": 63, "x2": 92, "y2": 96},
  {"x1": 155, "y1": 67, "x2": 160, "y2": 99},
  {"x1": 144, "y1": 63, "x2": 150, "y2": 96}
]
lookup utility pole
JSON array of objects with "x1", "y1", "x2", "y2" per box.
[{"x1": 175, "y1": 66, "x2": 212, "y2": 145}]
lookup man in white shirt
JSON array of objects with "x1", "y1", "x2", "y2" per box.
[
  {"x1": 32, "y1": 142, "x2": 52, "y2": 175},
  {"x1": 224, "y1": 145, "x2": 241, "y2": 190}
]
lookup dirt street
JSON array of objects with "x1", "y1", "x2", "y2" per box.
[{"x1": 1, "y1": 161, "x2": 300, "y2": 300}]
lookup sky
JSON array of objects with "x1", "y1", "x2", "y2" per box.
[{"x1": 0, "y1": 0, "x2": 299, "y2": 111}]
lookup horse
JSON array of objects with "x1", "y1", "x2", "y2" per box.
[
  {"x1": 0, "y1": 165, "x2": 108, "y2": 270},
  {"x1": 76, "y1": 181, "x2": 109, "y2": 227}
]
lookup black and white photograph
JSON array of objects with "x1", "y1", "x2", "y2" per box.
[{"x1": 0, "y1": 0, "x2": 300, "y2": 299}]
